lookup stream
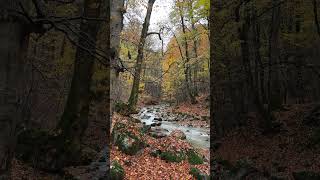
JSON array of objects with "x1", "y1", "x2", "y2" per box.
[{"x1": 132, "y1": 104, "x2": 210, "y2": 149}]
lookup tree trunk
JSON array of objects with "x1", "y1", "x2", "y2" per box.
[
  {"x1": 128, "y1": 0, "x2": 156, "y2": 110},
  {"x1": 56, "y1": 0, "x2": 102, "y2": 167},
  {"x1": 313, "y1": 0, "x2": 320, "y2": 38},
  {"x1": 268, "y1": 0, "x2": 282, "y2": 110},
  {"x1": 0, "y1": 1, "x2": 29, "y2": 178},
  {"x1": 110, "y1": 0, "x2": 125, "y2": 107},
  {"x1": 178, "y1": 1, "x2": 197, "y2": 104},
  {"x1": 188, "y1": 0, "x2": 199, "y2": 96}
]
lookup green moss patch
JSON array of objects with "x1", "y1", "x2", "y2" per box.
[
  {"x1": 112, "y1": 122, "x2": 146, "y2": 155},
  {"x1": 110, "y1": 161, "x2": 125, "y2": 180},
  {"x1": 160, "y1": 151, "x2": 185, "y2": 163},
  {"x1": 189, "y1": 167, "x2": 209, "y2": 180},
  {"x1": 187, "y1": 150, "x2": 203, "y2": 165}
]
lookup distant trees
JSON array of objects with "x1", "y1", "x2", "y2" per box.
[
  {"x1": 210, "y1": 0, "x2": 320, "y2": 136},
  {"x1": 161, "y1": 0, "x2": 209, "y2": 104}
]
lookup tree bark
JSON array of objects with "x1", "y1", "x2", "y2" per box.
[
  {"x1": 313, "y1": 0, "x2": 320, "y2": 38},
  {"x1": 56, "y1": 0, "x2": 102, "y2": 167},
  {"x1": 268, "y1": 0, "x2": 282, "y2": 110},
  {"x1": 128, "y1": 0, "x2": 156, "y2": 110},
  {"x1": 0, "y1": 1, "x2": 29, "y2": 178},
  {"x1": 110, "y1": 0, "x2": 125, "y2": 108}
]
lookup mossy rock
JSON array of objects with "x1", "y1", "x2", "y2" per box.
[
  {"x1": 114, "y1": 102, "x2": 132, "y2": 116},
  {"x1": 112, "y1": 123, "x2": 145, "y2": 155},
  {"x1": 160, "y1": 151, "x2": 185, "y2": 163},
  {"x1": 139, "y1": 125, "x2": 151, "y2": 134},
  {"x1": 110, "y1": 161, "x2": 125, "y2": 180},
  {"x1": 189, "y1": 167, "x2": 210, "y2": 180},
  {"x1": 293, "y1": 171, "x2": 320, "y2": 180},
  {"x1": 187, "y1": 150, "x2": 203, "y2": 165}
]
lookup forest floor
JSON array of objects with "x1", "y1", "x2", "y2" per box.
[
  {"x1": 110, "y1": 114, "x2": 209, "y2": 179},
  {"x1": 10, "y1": 94, "x2": 320, "y2": 179},
  {"x1": 214, "y1": 103, "x2": 320, "y2": 179},
  {"x1": 110, "y1": 94, "x2": 210, "y2": 179}
]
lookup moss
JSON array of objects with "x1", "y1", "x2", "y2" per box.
[
  {"x1": 160, "y1": 151, "x2": 185, "y2": 163},
  {"x1": 114, "y1": 101, "x2": 134, "y2": 116},
  {"x1": 189, "y1": 167, "x2": 209, "y2": 180},
  {"x1": 110, "y1": 161, "x2": 125, "y2": 180},
  {"x1": 190, "y1": 167, "x2": 201, "y2": 179},
  {"x1": 139, "y1": 125, "x2": 151, "y2": 134},
  {"x1": 187, "y1": 150, "x2": 203, "y2": 165},
  {"x1": 112, "y1": 127, "x2": 145, "y2": 155}
]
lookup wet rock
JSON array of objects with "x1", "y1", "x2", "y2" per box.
[
  {"x1": 149, "y1": 127, "x2": 168, "y2": 138},
  {"x1": 149, "y1": 131, "x2": 167, "y2": 138},
  {"x1": 170, "y1": 130, "x2": 186, "y2": 140},
  {"x1": 150, "y1": 123, "x2": 157, "y2": 127},
  {"x1": 154, "y1": 117, "x2": 162, "y2": 121},
  {"x1": 141, "y1": 115, "x2": 151, "y2": 119}
]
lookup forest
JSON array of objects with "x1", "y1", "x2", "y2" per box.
[{"x1": 0, "y1": 0, "x2": 320, "y2": 179}]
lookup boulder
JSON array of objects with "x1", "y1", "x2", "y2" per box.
[
  {"x1": 170, "y1": 130, "x2": 186, "y2": 140},
  {"x1": 141, "y1": 115, "x2": 151, "y2": 119},
  {"x1": 149, "y1": 131, "x2": 167, "y2": 138},
  {"x1": 149, "y1": 127, "x2": 168, "y2": 138},
  {"x1": 112, "y1": 122, "x2": 145, "y2": 155}
]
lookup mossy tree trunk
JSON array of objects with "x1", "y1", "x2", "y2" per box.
[
  {"x1": 128, "y1": 0, "x2": 156, "y2": 110},
  {"x1": 56, "y1": 0, "x2": 102, "y2": 167}
]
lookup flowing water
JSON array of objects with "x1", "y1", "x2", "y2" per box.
[{"x1": 133, "y1": 104, "x2": 210, "y2": 149}]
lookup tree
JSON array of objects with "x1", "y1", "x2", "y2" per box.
[
  {"x1": 313, "y1": 0, "x2": 320, "y2": 38},
  {"x1": 176, "y1": 0, "x2": 197, "y2": 104},
  {"x1": 56, "y1": 0, "x2": 103, "y2": 168},
  {"x1": 0, "y1": 1, "x2": 34, "y2": 178},
  {"x1": 110, "y1": 0, "x2": 125, "y2": 105},
  {"x1": 128, "y1": 0, "x2": 156, "y2": 110}
]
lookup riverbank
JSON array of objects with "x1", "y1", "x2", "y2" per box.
[{"x1": 110, "y1": 109, "x2": 210, "y2": 179}]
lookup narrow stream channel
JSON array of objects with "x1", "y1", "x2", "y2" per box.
[{"x1": 133, "y1": 104, "x2": 210, "y2": 149}]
